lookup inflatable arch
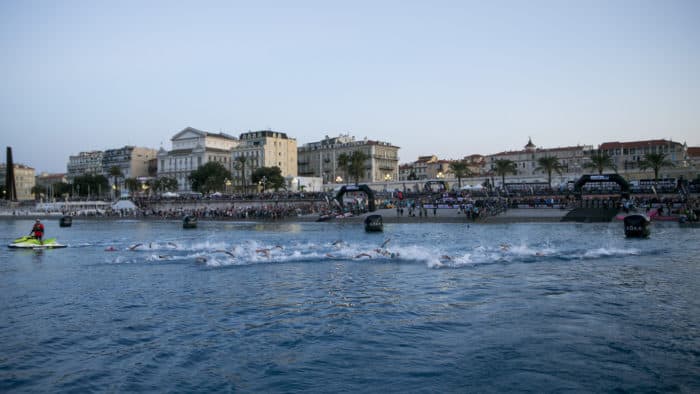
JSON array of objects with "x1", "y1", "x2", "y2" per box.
[
  {"x1": 573, "y1": 174, "x2": 630, "y2": 199},
  {"x1": 334, "y1": 185, "x2": 377, "y2": 212}
]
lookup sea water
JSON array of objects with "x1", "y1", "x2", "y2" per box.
[{"x1": 1, "y1": 218, "x2": 698, "y2": 392}]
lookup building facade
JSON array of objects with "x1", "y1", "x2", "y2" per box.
[
  {"x1": 231, "y1": 130, "x2": 297, "y2": 190},
  {"x1": 486, "y1": 138, "x2": 594, "y2": 186},
  {"x1": 297, "y1": 134, "x2": 399, "y2": 184},
  {"x1": 598, "y1": 139, "x2": 688, "y2": 175},
  {"x1": 102, "y1": 146, "x2": 158, "y2": 185},
  {"x1": 0, "y1": 164, "x2": 35, "y2": 201},
  {"x1": 157, "y1": 127, "x2": 239, "y2": 191},
  {"x1": 67, "y1": 151, "x2": 104, "y2": 181}
]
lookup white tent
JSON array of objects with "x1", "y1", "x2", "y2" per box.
[{"x1": 112, "y1": 200, "x2": 137, "y2": 211}]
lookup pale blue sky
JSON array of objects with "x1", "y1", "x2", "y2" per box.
[{"x1": 1, "y1": 0, "x2": 698, "y2": 173}]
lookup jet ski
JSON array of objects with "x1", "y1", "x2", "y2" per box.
[{"x1": 8, "y1": 236, "x2": 67, "y2": 249}]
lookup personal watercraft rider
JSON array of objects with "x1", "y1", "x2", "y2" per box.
[{"x1": 31, "y1": 219, "x2": 44, "y2": 244}]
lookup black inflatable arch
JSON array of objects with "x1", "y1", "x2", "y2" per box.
[
  {"x1": 573, "y1": 174, "x2": 630, "y2": 198},
  {"x1": 334, "y1": 184, "x2": 377, "y2": 212}
]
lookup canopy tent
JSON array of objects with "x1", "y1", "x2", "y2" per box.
[{"x1": 112, "y1": 200, "x2": 137, "y2": 211}]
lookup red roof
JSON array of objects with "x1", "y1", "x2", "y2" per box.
[{"x1": 687, "y1": 147, "x2": 700, "y2": 157}]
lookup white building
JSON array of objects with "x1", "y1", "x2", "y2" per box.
[
  {"x1": 297, "y1": 134, "x2": 400, "y2": 184},
  {"x1": 157, "y1": 127, "x2": 239, "y2": 191},
  {"x1": 486, "y1": 138, "x2": 594, "y2": 186},
  {"x1": 67, "y1": 151, "x2": 104, "y2": 181}
]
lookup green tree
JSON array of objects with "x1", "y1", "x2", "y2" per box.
[
  {"x1": 252, "y1": 166, "x2": 285, "y2": 191},
  {"x1": 151, "y1": 177, "x2": 179, "y2": 193},
  {"x1": 234, "y1": 156, "x2": 248, "y2": 193},
  {"x1": 347, "y1": 150, "x2": 369, "y2": 185},
  {"x1": 108, "y1": 166, "x2": 123, "y2": 199},
  {"x1": 638, "y1": 152, "x2": 673, "y2": 183},
  {"x1": 189, "y1": 162, "x2": 230, "y2": 193},
  {"x1": 73, "y1": 174, "x2": 109, "y2": 198},
  {"x1": 583, "y1": 150, "x2": 616, "y2": 175},
  {"x1": 124, "y1": 177, "x2": 140, "y2": 196},
  {"x1": 449, "y1": 160, "x2": 473, "y2": 188},
  {"x1": 31, "y1": 185, "x2": 47, "y2": 200},
  {"x1": 535, "y1": 156, "x2": 564, "y2": 188},
  {"x1": 52, "y1": 182, "x2": 71, "y2": 198},
  {"x1": 337, "y1": 153, "x2": 350, "y2": 184},
  {"x1": 494, "y1": 159, "x2": 518, "y2": 188}
]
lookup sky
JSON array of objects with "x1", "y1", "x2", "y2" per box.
[{"x1": 1, "y1": 0, "x2": 699, "y2": 173}]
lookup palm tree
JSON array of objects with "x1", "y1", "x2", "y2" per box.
[
  {"x1": 535, "y1": 156, "x2": 564, "y2": 188},
  {"x1": 108, "y1": 166, "x2": 123, "y2": 199},
  {"x1": 124, "y1": 178, "x2": 139, "y2": 196},
  {"x1": 234, "y1": 156, "x2": 248, "y2": 193},
  {"x1": 583, "y1": 150, "x2": 616, "y2": 175},
  {"x1": 493, "y1": 159, "x2": 517, "y2": 188},
  {"x1": 638, "y1": 152, "x2": 673, "y2": 183},
  {"x1": 449, "y1": 160, "x2": 473, "y2": 188},
  {"x1": 348, "y1": 150, "x2": 369, "y2": 185},
  {"x1": 337, "y1": 153, "x2": 350, "y2": 184}
]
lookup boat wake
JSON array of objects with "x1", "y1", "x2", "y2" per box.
[{"x1": 103, "y1": 238, "x2": 645, "y2": 269}]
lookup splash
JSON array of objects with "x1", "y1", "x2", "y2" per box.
[{"x1": 104, "y1": 237, "x2": 647, "y2": 269}]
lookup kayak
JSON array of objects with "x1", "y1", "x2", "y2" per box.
[{"x1": 8, "y1": 236, "x2": 67, "y2": 249}]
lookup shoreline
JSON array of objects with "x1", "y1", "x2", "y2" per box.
[{"x1": 0, "y1": 208, "x2": 578, "y2": 224}]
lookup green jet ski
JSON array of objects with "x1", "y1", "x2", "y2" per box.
[{"x1": 8, "y1": 235, "x2": 67, "y2": 249}]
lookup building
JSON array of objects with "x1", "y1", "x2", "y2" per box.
[
  {"x1": 688, "y1": 147, "x2": 700, "y2": 170},
  {"x1": 598, "y1": 139, "x2": 688, "y2": 174},
  {"x1": 0, "y1": 163, "x2": 36, "y2": 201},
  {"x1": 297, "y1": 134, "x2": 400, "y2": 184},
  {"x1": 67, "y1": 151, "x2": 104, "y2": 181},
  {"x1": 157, "y1": 127, "x2": 239, "y2": 191},
  {"x1": 486, "y1": 138, "x2": 594, "y2": 186},
  {"x1": 102, "y1": 146, "x2": 158, "y2": 180},
  {"x1": 231, "y1": 130, "x2": 297, "y2": 191},
  {"x1": 398, "y1": 155, "x2": 452, "y2": 181}
]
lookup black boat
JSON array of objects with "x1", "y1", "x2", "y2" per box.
[
  {"x1": 183, "y1": 215, "x2": 198, "y2": 229},
  {"x1": 59, "y1": 215, "x2": 72, "y2": 227},
  {"x1": 624, "y1": 214, "x2": 650, "y2": 238},
  {"x1": 364, "y1": 214, "x2": 383, "y2": 232}
]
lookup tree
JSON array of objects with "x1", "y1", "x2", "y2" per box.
[
  {"x1": 124, "y1": 178, "x2": 139, "y2": 196},
  {"x1": 535, "y1": 156, "x2": 564, "y2": 188},
  {"x1": 337, "y1": 153, "x2": 350, "y2": 184},
  {"x1": 31, "y1": 185, "x2": 47, "y2": 200},
  {"x1": 151, "y1": 177, "x2": 178, "y2": 193},
  {"x1": 494, "y1": 159, "x2": 518, "y2": 188},
  {"x1": 252, "y1": 166, "x2": 285, "y2": 191},
  {"x1": 583, "y1": 150, "x2": 616, "y2": 175},
  {"x1": 347, "y1": 150, "x2": 369, "y2": 185},
  {"x1": 189, "y1": 161, "x2": 230, "y2": 193},
  {"x1": 52, "y1": 182, "x2": 71, "y2": 198},
  {"x1": 449, "y1": 160, "x2": 473, "y2": 188},
  {"x1": 234, "y1": 156, "x2": 248, "y2": 192},
  {"x1": 108, "y1": 166, "x2": 123, "y2": 199},
  {"x1": 73, "y1": 174, "x2": 109, "y2": 198},
  {"x1": 638, "y1": 152, "x2": 673, "y2": 183},
  {"x1": 407, "y1": 171, "x2": 418, "y2": 181}
]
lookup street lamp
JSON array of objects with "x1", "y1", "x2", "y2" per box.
[
  {"x1": 335, "y1": 176, "x2": 343, "y2": 183},
  {"x1": 436, "y1": 171, "x2": 444, "y2": 179},
  {"x1": 258, "y1": 176, "x2": 267, "y2": 192},
  {"x1": 225, "y1": 178, "x2": 231, "y2": 193}
]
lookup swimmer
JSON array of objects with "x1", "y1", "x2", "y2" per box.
[
  {"x1": 168, "y1": 242, "x2": 178, "y2": 248},
  {"x1": 499, "y1": 243, "x2": 510, "y2": 251},
  {"x1": 128, "y1": 243, "x2": 143, "y2": 251},
  {"x1": 214, "y1": 250, "x2": 236, "y2": 257},
  {"x1": 381, "y1": 238, "x2": 391, "y2": 248},
  {"x1": 195, "y1": 256, "x2": 207, "y2": 263},
  {"x1": 256, "y1": 248, "x2": 271, "y2": 257},
  {"x1": 440, "y1": 254, "x2": 453, "y2": 261},
  {"x1": 105, "y1": 246, "x2": 117, "y2": 252},
  {"x1": 355, "y1": 253, "x2": 372, "y2": 259}
]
